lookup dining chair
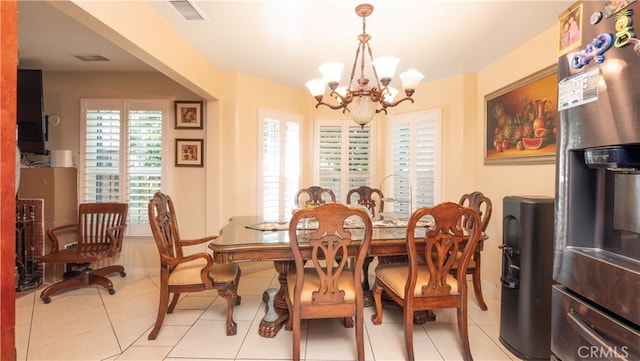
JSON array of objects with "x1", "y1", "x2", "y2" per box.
[
  {"x1": 346, "y1": 186, "x2": 384, "y2": 219},
  {"x1": 36, "y1": 202, "x2": 128, "y2": 303},
  {"x1": 452, "y1": 191, "x2": 492, "y2": 310},
  {"x1": 285, "y1": 203, "x2": 373, "y2": 361},
  {"x1": 294, "y1": 186, "x2": 336, "y2": 208},
  {"x1": 345, "y1": 185, "x2": 384, "y2": 290},
  {"x1": 371, "y1": 202, "x2": 482, "y2": 361},
  {"x1": 147, "y1": 192, "x2": 241, "y2": 340}
]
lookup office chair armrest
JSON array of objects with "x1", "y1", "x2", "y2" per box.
[
  {"x1": 46, "y1": 223, "x2": 78, "y2": 252},
  {"x1": 106, "y1": 224, "x2": 128, "y2": 253},
  {"x1": 179, "y1": 235, "x2": 218, "y2": 247}
]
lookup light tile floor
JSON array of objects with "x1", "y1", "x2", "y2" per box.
[{"x1": 16, "y1": 268, "x2": 522, "y2": 361}]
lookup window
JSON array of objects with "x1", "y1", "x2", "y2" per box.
[
  {"x1": 80, "y1": 100, "x2": 167, "y2": 235},
  {"x1": 388, "y1": 109, "x2": 441, "y2": 213},
  {"x1": 315, "y1": 118, "x2": 374, "y2": 202},
  {"x1": 258, "y1": 108, "x2": 302, "y2": 220}
]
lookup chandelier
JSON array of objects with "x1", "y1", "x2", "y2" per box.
[{"x1": 305, "y1": 3, "x2": 424, "y2": 128}]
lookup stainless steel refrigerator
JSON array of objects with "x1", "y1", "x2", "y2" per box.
[{"x1": 553, "y1": 1, "x2": 640, "y2": 360}]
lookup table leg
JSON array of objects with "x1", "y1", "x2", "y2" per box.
[{"x1": 258, "y1": 260, "x2": 292, "y2": 338}]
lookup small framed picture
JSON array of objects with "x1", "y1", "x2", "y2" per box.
[
  {"x1": 175, "y1": 138, "x2": 204, "y2": 167},
  {"x1": 174, "y1": 100, "x2": 203, "y2": 129}
]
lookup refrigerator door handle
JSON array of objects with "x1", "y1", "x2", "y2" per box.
[{"x1": 567, "y1": 309, "x2": 633, "y2": 361}]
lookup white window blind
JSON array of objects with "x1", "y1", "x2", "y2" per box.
[
  {"x1": 389, "y1": 109, "x2": 441, "y2": 212},
  {"x1": 81, "y1": 100, "x2": 166, "y2": 235},
  {"x1": 258, "y1": 108, "x2": 302, "y2": 221},
  {"x1": 316, "y1": 118, "x2": 374, "y2": 202}
]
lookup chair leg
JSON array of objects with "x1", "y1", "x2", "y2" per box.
[
  {"x1": 167, "y1": 292, "x2": 180, "y2": 313},
  {"x1": 472, "y1": 253, "x2": 487, "y2": 310},
  {"x1": 219, "y1": 286, "x2": 238, "y2": 336},
  {"x1": 148, "y1": 278, "x2": 170, "y2": 340},
  {"x1": 94, "y1": 264, "x2": 126, "y2": 278},
  {"x1": 371, "y1": 281, "x2": 383, "y2": 325},
  {"x1": 457, "y1": 301, "x2": 474, "y2": 361},
  {"x1": 355, "y1": 304, "x2": 365, "y2": 361},
  {"x1": 403, "y1": 304, "x2": 415, "y2": 361},
  {"x1": 292, "y1": 306, "x2": 301, "y2": 361}
]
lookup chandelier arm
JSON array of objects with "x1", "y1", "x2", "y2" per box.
[{"x1": 379, "y1": 96, "x2": 415, "y2": 109}]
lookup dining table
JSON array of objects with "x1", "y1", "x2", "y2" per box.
[{"x1": 208, "y1": 215, "x2": 486, "y2": 338}]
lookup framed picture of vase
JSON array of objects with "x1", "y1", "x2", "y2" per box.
[{"x1": 484, "y1": 64, "x2": 558, "y2": 165}]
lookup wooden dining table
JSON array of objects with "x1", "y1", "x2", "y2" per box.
[{"x1": 208, "y1": 215, "x2": 485, "y2": 338}]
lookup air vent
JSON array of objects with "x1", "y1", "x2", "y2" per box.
[
  {"x1": 74, "y1": 54, "x2": 110, "y2": 62},
  {"x1": 169, "y1": 0, "x2": 207, "y2": 21}
]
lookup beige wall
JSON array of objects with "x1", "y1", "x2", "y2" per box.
[{"x1": 476, "y1": 26, "x2": 558, "y2": 297}]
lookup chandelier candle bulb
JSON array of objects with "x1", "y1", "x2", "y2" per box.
[{"x1": 305, "y1": 3, "x2": 423, "y2": 128}]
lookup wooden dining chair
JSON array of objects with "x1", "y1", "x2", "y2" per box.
[
  {"x1": 346, "y1": 185, "x2": 384, "y2": 290},
  {"x1": 294, "y1": 186, "x2": 336, "y2": 208},
  {"x1": 451, "y1": 191, "x2": 492, "y2": 310},
  {"x1": 371, "y1": 202, "x2": 482, "y2": 361},
  {"x1": 147, "y1": 192, "x2": 241, "y2": 340},
  {"x1": 36, "y1": 202, "x2": 128, "y2": 303},
  {"x1": 346, "y1": 186, "x2": 384, "y2": 219},
  {"x1": 285, "y1": 203, "x2": 373, "y2": 361}
]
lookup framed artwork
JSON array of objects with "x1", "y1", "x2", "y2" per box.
[
  {"x1": 558, "y1": 4, "x2": 583, "y2": 56},
  {"x1": 174, "y1": 100, "x2": 203, "y2": 129},
  {"x1": 175, "y1": 138, "x2": 204, "y2": 167},
  {"x1": 484, "y1": 65, "x2": 558, "y2": 165},
  {"x1": 604, "y1": 0, "x2": 636, "y2": 18}
]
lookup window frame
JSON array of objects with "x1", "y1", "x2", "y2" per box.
[
  {"x1": 256, "y1": 107, "x2": 303, "y2": 221},
  {"x1": 79, "y1": 99, "x2": 168, "y2": 237},
  {"x1": 387, "y1": 109, "x2": 442, "y2": 211},
  {"x1": 313, "y1": 117, "x2": 376, "y2": 203}
]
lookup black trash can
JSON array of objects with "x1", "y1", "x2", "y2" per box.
[{"x1": 499, "y1": 196, "x2": 554, "y2": 360}]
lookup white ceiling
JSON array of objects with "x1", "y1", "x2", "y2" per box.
[{"x1": 17, "y1": 1, "x2": 574, "y2": 91}]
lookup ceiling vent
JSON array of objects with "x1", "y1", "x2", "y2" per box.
[
  {"x1": 169, "y1": 0, "x2": 207, "y2": 21},
  {"x1": 73, "y1": 54, "x2": 110, "y2": 62}
]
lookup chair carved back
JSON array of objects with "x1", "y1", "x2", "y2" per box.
[
  {"x1": 289, "y1": 203, "x2": 372, "y2": 304},
  {"x1": 76, "y1": 203, "x2": 128, "y2": 254},
  {"x1": 458, "y1": 191, "x2": 492, "y2": 232},
  {"x1": 346, "y1": 186, "x2": 384, "y2": 218},
  {"x1": 407, "y1": 202, "x2": 482, "y2": 297},
  {"x1": 148, "y1": 192, "x2": 183, "y2": 267},
  {"x1": 294, "y1": 186, "x2": 336, "y2": 208}
]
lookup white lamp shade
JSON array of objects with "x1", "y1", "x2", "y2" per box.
[
  {"x1": 305, "y1": 79, "x2": 326, "y2": 96},
  {"x1": 372, "y1": 57, "x2": 399, "y2": 79},
  {"x1": 333, "y1": 86, "x2": 348, "y2": 104},
  {"x1": 319, "y1": 62, "x2": 344, "y2": 84},
  {"x1": 383, "y1": 86, "x2": 399, "y2": 102},
  {"x1": 399, "y1": 69, "x2": 424, "y2": 90},
  {"x1": 350, "y1": 95, "x2": 376, "y2": 126}
]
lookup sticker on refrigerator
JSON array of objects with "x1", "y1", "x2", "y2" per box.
[{"x1": 558, "y1": 67, "x2": 600, "y2": 111}]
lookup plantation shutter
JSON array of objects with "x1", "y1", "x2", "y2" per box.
[
  {"x1": 81, "y1": 100, "x2": 166, "y2": 235},
  {"x1": 316, "y1": 118, "x2": 374, "y2": 202},
  {"x1": 259, "y1": 108, "x2": 302, "y2": 220},
  {"x1": 389, "y1": 109, "x2": 441, "y2": 213}
]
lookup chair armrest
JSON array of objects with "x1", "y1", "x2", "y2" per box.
[
  {"x1": 106, "y1": 224, "x2": 128, "y2": 253},
  {"x1": 161, "y1": 251, "x2": 214, "y2": 285},
  {"x1": 179, "y1": 235, "x2": 218, "y2": 247},
  {"x1": 160, "y1": 251, "x2": 213, "y2": 267},
  {"x1": 47, "y1": 223, "x2": 78, "y2": 252}
]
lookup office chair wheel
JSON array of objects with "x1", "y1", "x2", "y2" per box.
[
  {"x1": 43, "y1": 297, "x2": 51, "y2": 304},
  {"x1": 120, "y1": 271, "x2": 126, "y2": 277},
  {"x1": 108, "y1": 288, "x2": 116, "y2": 295}
]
